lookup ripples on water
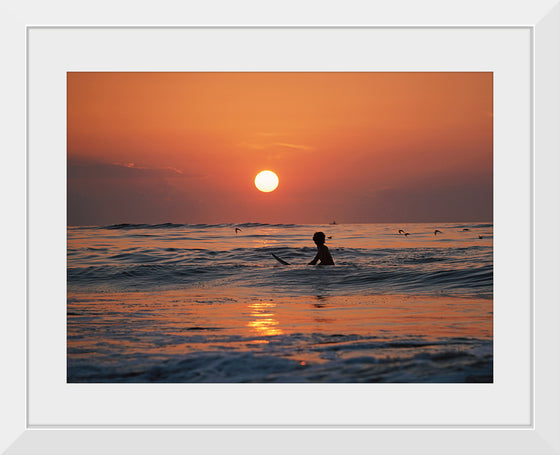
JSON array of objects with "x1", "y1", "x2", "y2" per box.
[
  {"x1": 67, "y1": 222, "x2": 493, "y2": 382},
  {"x1": 68, "y1": 222, "x2": 493, "y2": 297}
]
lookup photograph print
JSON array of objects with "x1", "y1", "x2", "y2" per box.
[{"x1": 67, "y1": 72, "x2": 493, "y2": 383}]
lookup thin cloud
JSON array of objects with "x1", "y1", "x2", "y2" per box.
[
  {"x1": 272, "y1": 142, "x2": 314, "y2": 151},
  {"x1": 68, "y1": 160, "x2": 203, "y2": 179},
  {"x1": 239, "y1": 141, "x2": 314, "y2": 152},
  {"x1": 117, "y1": 162, "x2": 185, "y2": 175}
]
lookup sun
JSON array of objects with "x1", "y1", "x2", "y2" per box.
[{"x1": 254, "y1": 170, "x2": 279, "y2": 193}]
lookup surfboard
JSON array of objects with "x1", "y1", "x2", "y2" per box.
[{"x1": 271, "y1": 253, "x2": 290, "y2": 265}]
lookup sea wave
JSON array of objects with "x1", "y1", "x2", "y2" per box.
[
  {"x1": 67, "y1": 257, "x2": 492, "y2": 297},
  {"x1": 453, "y1": 223, "x2": 494, "y2": 229},
  {"x1": 67, "y1": 334, "x2": 492, "y2": 383},
  {"x1": 70, "y1": 223, "x2": 493, "y2": 297},
  {"x1": 102, "y1": 222, "x2": 185, "y2": 230},
  {"x1": 100, "y1": 222, "x2": 300, "y2": 230}
]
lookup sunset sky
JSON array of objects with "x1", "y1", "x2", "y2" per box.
[{"x1": 67, "y1": 72, "x2": 492, "y2": 225}]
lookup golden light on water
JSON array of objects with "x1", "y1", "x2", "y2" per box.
[{"x1": 247, "y1": 302, "x2": 283, "y2": 336}]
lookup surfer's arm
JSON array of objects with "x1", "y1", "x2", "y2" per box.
[{"x1": 308, "y1": 253, "x2": 319, "y2": 265}]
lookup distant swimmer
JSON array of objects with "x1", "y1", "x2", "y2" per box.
[
  {"x1": 235, "y1": 227, "x2": 242, "y2": 234},
  {"x1": 398, "y1": 229, "x2": 406, "y2": 234},
  {"x1": 309, "y1": 231, "x2": 335, "y2": 265},
  {"x1": 398, "y1": 229, "x2": 410, "y2": 236},
  {"x1": 434, "y1": 230, "x2": 442, "y2": 235},
  {"x1": 462, "y1": 228, "x2": 470, "y2": 231},
  {"x1": 404, "y1": 232, "x2": 410, "y2": 236},
  {"x1": 478, "y1": 235, "x2": 483, "y2": 239}
]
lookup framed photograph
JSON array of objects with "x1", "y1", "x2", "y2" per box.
[{"x1": 2, "y1": 1, "x2": 559, "y2": 453}]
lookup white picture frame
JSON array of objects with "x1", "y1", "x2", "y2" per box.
[{"x1": 2, "y1": 1, "x2": 559, "y2": 453}]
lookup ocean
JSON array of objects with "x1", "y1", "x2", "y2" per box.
[{"x1": 67, "y1": 222, "x2": 493, "y2": 383}]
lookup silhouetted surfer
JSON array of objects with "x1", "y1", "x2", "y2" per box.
[
  {"x1": 308, "y1": 232, "x2": 335, "y2": 265},
  {"x1": 235, "y1": 227, "x2": 242, "y2": 234},
  {"x1": 434, "y1": 229, "x2": 442, "y2": 235}
]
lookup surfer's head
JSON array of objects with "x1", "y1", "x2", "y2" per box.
[{"x1": 313, "y1": 231, "x2": 326, "y2": 245}]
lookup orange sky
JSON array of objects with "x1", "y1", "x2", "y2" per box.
[{"x1": 67, "y1": 72, "x2": 492, "y2": 225}]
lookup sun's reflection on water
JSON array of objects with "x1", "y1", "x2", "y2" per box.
[{"x1": 247, "y1": 302, "x2": 284, "y2": 337}]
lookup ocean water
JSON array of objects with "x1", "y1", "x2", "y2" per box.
[{"x1": 67, "y1": 222, "x2": 493, "y2": 382}]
